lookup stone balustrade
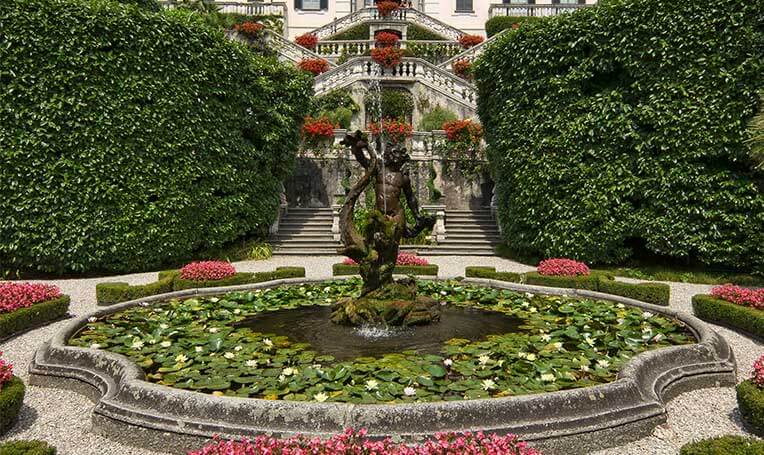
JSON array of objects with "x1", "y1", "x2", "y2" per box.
[
  {"x1": 488, "y1": 3, "x2": 589, "y2": 17},
  {"x1": 314, "y1": 40, "x2": 462, "y2": 64},
  {"x1": 263, "y1": 30, "x2": 337, "y2": 67},
  {"x1": 158, "y1": 0, "x2": 287, "y2": 17},
  {"x1": 439, "y1": 29, "x2": 507, "y2": 70},
  {"x1": 312, "y1": 7, "x2": 464, "y2": 41}
]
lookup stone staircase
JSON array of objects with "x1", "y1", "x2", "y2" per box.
[
  {"x1": 271, "y1": 208, "x2": 340, "y2": 255},
  {"x1": 423, "y1": 208, "x2": 500, "y2": 256}
]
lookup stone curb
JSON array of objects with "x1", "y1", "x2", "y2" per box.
[{"x1": 29, "y1": 277, "x2": 736, "y2": 454}]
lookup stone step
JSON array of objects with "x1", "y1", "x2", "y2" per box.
[
  {"x1": 272, "y1": 238, "x2": 339, "y2": 245},
  {"x1": 273, "y1": 249, "x2": 339, "y2": 256},
  {"x1": 446, "y1": 209, "x2": 493, "y2": 214},
  {"x1": 278, "y1": 227, "x2": 333, "y2": 234},
  {"x1": 446, "y1": 214, "x2": 495, "y2": 221},
  {"x1": 280, "y1": 220, "x2": 333, "y2": 227},
  {"x1": 287, "y1": 207, "x2": 333, "y2": 212},
  {"x1": 443, "y1": 234, "x2": 501, "y2": 242}
]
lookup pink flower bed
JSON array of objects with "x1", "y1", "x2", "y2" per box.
[
  {"x1": 180, "y1": 261, "x2": 237, "y2": 281},
  {"x1": 190, "y1": 430, "x2": 541, "y2": 455},
  {"x1": 343, "y1": 253, "x2": 429, "y2": 267},
  {"x1": 0, "y1": 282, "x2": 61, "y2": 314},
  {"x1": 753, "y1": 354, "x2": 764, "y2": 388},
  {"x1": 0, "y1": 352, "x2": 13, "y2": 390},
  {"x1": 537, "y1": 258, "x2": 590, "y2": 277},
  {"x1": 711, "y1": 284, "x2": 764, "y2": 309}
]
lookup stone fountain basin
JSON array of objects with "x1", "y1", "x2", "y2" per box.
[{"x1": 29, "y1": 277, "x2": 736, "y2": 455}]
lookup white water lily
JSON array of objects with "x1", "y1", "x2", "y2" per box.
[
  {"x1": 403, "y1": 387, "x2": 416, "y2": 396},
  {"x1": 195, "y1": 346, "x2": 204, "y2": 353},
  {"x1": 283, "y1": 367, "x2": 297, "y2": 376},
  {"x1": 597, "y1": 359, "x2": 610, "y2": 369},
  {"x1": 208, "y1": 327, "x2": 219, "y2": 333},
  {"x1": 440, "y1": 290, "x2": 448, "y2": 296},
  {"x1": 482, "y1": 379, "x2": 496, "y2": 390},
  {"x1": 526, "y1": 353, "x2": 537, "y2": 361},
  {"x1": 552, "y1": 342, "x2": 563, "y2": 350},
  {"x1": 160, "y1": 323, "x2": 169, "y2": 329},
  {"x1": 131, "y1": 340, "x2": 144, "y2": 350},
  {"x1": 234, "y1": 345, "x2": 243, "y2": 351},
  {"x1": 323, "y1": 286, "x2": 331, "y2": 292},
  {"x1": 365, "y1": 379, "x2": 379, "y2": 391},
  {"x1": 88, "y1": 317, "x2": 98, "y2": 323},
  {"x1": 160, "y1": 341, "x2": 172, "y2": 348},
  {"x1": 521, "y1": 301, "x2": 529, "y2": 308},
  {"x1": 443, "y1": 358, "x2": 453, "y2": 367},
  {"x1": 246, "y1": 360, "x2": 258, "y2": 368},
  {"x1": 540, "y1": 373, "x2": 556, "y2": 382},
  {"x1": 517, "y1": 352, "x2": 528, "y2": 359},
  {"x1": 584, "y1": 336, "x2": 595, "y2": 347},
  {"x1": 175, "y1": 354, "x2": 188, "y2": 363},
  {"x1": 529, "y1": 307, "x2": 537, "y2": 313},
  {"x1": 89, "y1": 343, "x2": 101, "y2": 349},
  {"x1": 148, "y1": 339, "x2": 158, "y2": 345},
  {"x1": 581, "y1": 365, "x2": 590, "y2": 372},
  {"x1": 540, "y1": 334, "x2": 552, "y2": 342},
  {"x1": 233, "y1": 309, "x2": 241, "y2": 315},
  {"x1": 478, "y1": 354, "x2": 491, "y2": 365},
  {"x1": 314, "y1": 392, "x2": 329, "y2": 402},
  {"x1": 642, "y1": 311, "x2": 654, "y2": 319},
  {"x1": 263, "y1": 338, "x2": 273, "y2": 349},
  {"x1": 278, "y1": 374, "x2": 286, "y2": 382},
  {"x1": 617, "y1": 303, "x2": 625, "y2": 309},
  {"x1": 652, "y1": 333, "x2": 664, "y2": 342},
  {"x1": 524, "y1": 292, "x2": 534, "y2": 298},
  {"x1": 223, "y1": 352, "x2": 235, "y2": 359}
]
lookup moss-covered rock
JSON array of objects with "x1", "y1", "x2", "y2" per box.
[{"x1": 330, "y1": 279, "x2": 440, "y2": 326}]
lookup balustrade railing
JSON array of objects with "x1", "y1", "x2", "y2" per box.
[
  {"x1": 311, "y1": 8, "x2": 464, "y2": 41},
  {"x1": 488, "y1": 3, "x2": 588, "y2": 17},
  {"x1": 439, "y1": 29, "x2": 506, "y2": 70},
  {"x1": 158, "y1": 1, "x2": 287, "y2": 16},
  {"x1": 264, "y1": 30, "x2": 337, "y2": 67},
  {"x1": 314, "y1": 39, "x2": 461, "y2": 64}
]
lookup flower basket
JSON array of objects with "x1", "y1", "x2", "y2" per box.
[
  {"x1": 452, "y1": 59, "x2": 472, "y2": 79},
  {"x1": 458, "y1": 34, "x2": 484, "y2": 49},
  {"x1": 371, "y1": 47, "x2": 404, "y2": 68},
  {"x1": 369, "y1": 118, "x2": 413, "y2": 144},
  {"x1": 234, "y1": 21, "x2": 264, "y2": 40},
  {"x1": 375, "y1": 31, "x2": 400, "y2": 48},
  {"x1": 376, "y1": 0, "x2": 399, "y2": 18},
  {"x1": 297, "y1": 58, "x2": 330, "y2": 75},
  {"x1": 295, "y1": 33, "x2": 318, "y2": 50}
]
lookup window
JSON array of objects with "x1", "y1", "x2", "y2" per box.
[
  {"x1": 456, "y1": 0, "x2": 472, "y2": 12},
  {"x1": 295, "y1": 0, "x2": 327, "y2": 11}
]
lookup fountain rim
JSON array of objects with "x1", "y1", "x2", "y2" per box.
[{"x1": 29, "y1": 276, "x2": 736, "y2": 453}]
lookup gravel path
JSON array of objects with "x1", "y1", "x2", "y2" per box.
[{"x1": 0, "y1": 256, "x2": 760, "y2": 454}]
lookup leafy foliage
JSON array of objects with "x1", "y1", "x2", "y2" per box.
[
  {"x1": 692, "y1": 294, "x2": 764, "y2": 338},
  {"x1": 0, "y1": 296, "x2": 70, "y2": 340},
  {"x1": 680, "y1": 436, "x2": 764, "y2": 455},
  {"x1": 484, "y1": 16, "x2": 541, "y2": 37},
  {"x1": 475, "y1": 0, "x2": 764, "y2": 273},
  {"x1": 71, "y1": 279, "x2": 691, "y2": 403},
  {"x1": 418, "y1": 107, "x2": 458, "y2": 131},
  {"x1": 0, "y1": 0, "x2": 312, "y2": 273},
  {"x1": 406, "y1": 24, "x2": 447, "y2": 41},
  {"x1": 0, "y1": 440, "x2": 56, "y2": 455},
  {"x1": 748, "y1": 93, "x2": 764, "y2": 172},
  {"x1": 326, "y1": 23, "x2": 370, "y2": 41},
  {"x1": 365, "y1": 90, "x2": 415, "y2": 122},
  {"x1": 737, "y1": 380, "x2": 764, "y2": 435},
  {"x1": 0, "y1": 377, "x2": 24, "y2": 435}
]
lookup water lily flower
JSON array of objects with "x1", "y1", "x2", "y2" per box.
[
  {"x1": 440, "y1": 290, "x2": 448, "y2": 296},
  {"x1": 283, "y1": 367, "x2": 297, "y2": 376},
  {"x1": 478, "y1": 354, "x2": 491, "y2": 365},
  {"x1": 263, "y1": 338, "x2": 273, "y2": 349},
  {"x1": 246, "y1": 360, "x2": 258, "y2": 367},
  {"x1": 521, "y1": 301, "x2": 529, "y2": 308},
  {"x1": 209, "y1": 327, "x2": 219, "y2": 334},
  {"x1": 540, "y1": 334, "x2": 552, "y2": 342},
  {"x1": 89, "y1": 343, "x2": 101, "y2": 349},
  {"x1": 443, "y1": 358, "x2": 453, "y2": 367},
  {"x1": 148, "y1": 339, "x2": 158, "y2": 345},
  {"x1": 517, "y1": 352, "x2": 527, "y2": 359},
  {"x1": 278, "y1": 374, "x2": 286, "y2": 382},
  {"x1": 552, "y1": 342, "x2": 563, "y2": 350},
  {"x1": 88, "y1": 317, "x2": 98, "y2": 323},
  {"x1": 223, "y1": 352, "x2": 235, "y2": 359},
  {"x1": 581, "y1": 364, "x2": 590, "y2": 372},
  {"x1": 540, "y1": 373, "x2": 556, "y2": 382},
  {"x1": 642, "y1": 311, "x2": 654, "y2": 319},
  {"x1": 131, "y1": 340, "x2": 144, "y2": 350},
  {"x1": 233, "y1": 309, "x2": 241, "y2": 315},
  {"x1": 323, "y1": 287, "x2": 331, "y2": 292},
  {"x1": 175, "y1": 354, "x2": 188, "y2": 363},
  {"x1": 195, "y1": 346, "x2": 204, "y2": 353},
  {"x1": 526, "y1": 353, "x2": 537, "y2": 361},
  {"x1": 365, "y1": 379, "x2": 379, "y2": 391},
  {"x1": 617, "y1": 303, "x2": 625, "y2": 309},
  {"x1": 234, "y1": 345, "x2": 243, "y2": 351},
  {"x1": 597, "y1": 359, "x2": 610, "y2": 369},
  {"x1": 524, "y1": 292, "x2": 534, "y2": 298},
  {"x1": 482, "y1": 379, "x2": 496, "y2": 390},
  {"x1": 529, "y1": 307, "x2": 537, "y2": 313},
  {"x1": 314, "y1": 392, "x2": 328, "y2": 402},
  {"x1": 403, "y1": 386, "x2": 416, "y2": 396},
  {"x1": 160, "y1": 323, "x2": 169, "y2": 329},
  {"x1": 652, "y1": 333, "x2": 664, "y2": 342},
  {"x1": 160, "y1": 341, "x2": 172, "y2": 348},
  {"x1": 584, "y1": 336, "x2": 595, "y2": 347}
]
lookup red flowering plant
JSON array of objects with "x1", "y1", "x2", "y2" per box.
[
  {"x1": 344, "y1": 252, "x2": 429, "y2": 266},
  {"x1": 710, "y1": 284, "x2": 764, "y2": 309},
  {"x1": 0, "y1": 352, "x2": 13, "y2": 390},
  {"x1": 537, "y1": 258, "x2": 591, "y2": 277},
  {"x1": 297, "y1": 58, "x2": 330, "y2": 75},
  {"x1": 376, "y1": 0, "x2": 400, "y2": 18},
  {"x1": 375, "y1": 31, "x2": 400, "y2": 48},
  {"x1": 295, "y1": 33, "x2": 318, "y2": 50},
  {"x1": 301, "y1": 116, "x2": 337, "y2": 157},
  {"x1": 371, "y1": 47, "x2": 405, "y2": 68},
  {"x1": 233, "y1": 21, "x2": 264, "y2": 40},
  {"x1": 452, "y1": 59, "x2": 473, "y2": 80},
  {"x1": 189, "y1": 429, "x2": 542, "y2": 455},
  {"x1": 369, "y1": 118, "x2": 413, "y2": 145},
  {"x1": 753, "y1": 354, "x2": 764, "y2": 389},
  {"x1": 180, "y1": 261, "x2": 236, "y2": 281},
  {"x1": 437, "y1": 119, "x2": 485, "y2": 177},
  {"x1": 0, "y1": 282, "x2": 61, "y2": 314},
  {"x1": 458, "y1": 34, "x2": 484, "y2": 49}
]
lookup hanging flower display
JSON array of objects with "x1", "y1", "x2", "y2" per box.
[
  {"x1": 233, "y1": 21, "x2": 265, "y2": 40},
  {"x1": 297, "y1": 58, "x2": 330, "y2": 75},
  {"x1": 295, "y1": 33, "x2": 318, "y2": 49},
  {"x1": 452, "y1": 59, "x2": 473, "y2": 79},
  {"x1": 376, "y1": 0, "x2": 400, "y2": 18},
  {"x1": 458, "y1": 34, "x2": 485, "y2": 49},
  {"x1": 369, "y1": 118, "x2": 413, "y2": 144},
  {"x1": 437, "y1": 119, "x2": 485, "y2": 177},
  {"x1": 302, "y1": 116, "x2": 336, "y2": 145},
  {"x1": 375, "y1": 31, "x2": 400, "y2": 48},
  {"x1": 371, "y1": 47, "x2": 404, "y2": 68}
]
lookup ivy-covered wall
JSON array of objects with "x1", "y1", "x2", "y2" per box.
[
  {"x1": 475, "y1": 0, "x2": 764, "y2": 272},
  {"x1": 0, "y1": 0, "x2": 313, "y2": 273}
]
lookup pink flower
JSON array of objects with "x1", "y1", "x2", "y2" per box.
[
  {"x1": 343, "y1": 253, "x2": 429, "y2": 267},
  {"x1": 753, "y1": 354, "x2": 764, "y2": 388},
  {"x1": 0, "y1": 282, "x2": 61, "y2": 314},
  {"x1": 537, "y1": 258, "x2": 590, "y2": 277},
  {"x1": 0, "y1": 352, "x2": 13, "y2": 390},
  {"x1": 711, "y1": 284, "x2": 764, "y2": 309},
  {"x1": 180, "y1": 261, "x2": 236, "y2": 281}
]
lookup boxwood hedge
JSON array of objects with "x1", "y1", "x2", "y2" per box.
[
  {"x1": 737, "y1": 380, "x2": 764, "y2": 435},
  {"x1": 465, "y1": 266, "x2": 670, "y2": 305},
  {"x1": 332, "y1": 263, "x2": 439, "y2": 276},
  {"x1": 0, "y1": 0, "x2": 312, "y2": 274},
  {"x1": 484, "y1": 16, "x2": 540, "y2": 37},
  {"x1": 475, "y1": 0, "x2": 764, "y2": 273},
  {"x1": 680, "y1": 436, "x2": 764, "y2": 455},
  {"x1": 0, "y1": 296, "x2": 71, "y2": 341},
  {"x1": 692, "y1": 294, "x2": 764, "y2": 338},
  {"x1": 0, "y1": 440, "x2": 56, "y2": 455},
  {"x1": 0, "y1": 377, "x2": 25, "y2": 435}
]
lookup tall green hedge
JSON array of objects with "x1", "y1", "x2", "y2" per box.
[
  {"x1": 475, "y1": 0, "x2": 764, "y2": 273},
  {"x1": 0, "y1": 0, "x2": 312, "y2": 274}
]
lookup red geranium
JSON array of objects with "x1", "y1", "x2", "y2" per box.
[
  {"x1": 537, "y1": 258, "x2": 590, "y2": 277},
  {"x1": 753, "y1": 355, "x2": 764, "y2": 388},
  {"x1": 297, "y1": 58, "x2": 330, "y2": 75},
  {"x1": 0, "y1": 352, "x2": 12, "y2": 390},
  {"x1": 343, "y1": 252, "x2": 429, "y2": 266},
  {"x1": 371, "y1": 47, "x2": 404, "y2": 68},
  {"x1": 442, "y1": 119, "x2": 483, "y2": 144},
  {"x1": 369, "y1": 118, "x2": 413, "y2": 144},
  {"x1": 376, "y1": 0, "x2": 400, "y2": 17},
  {"x1": 295, "y1": 33, "x2": 318, "y2": 50},
  {"x1": 234, "y1": 21, "x2": 264, "y2": 40},
  {"x1": 0, "y1": 282, "x2": 62, "y2": 314},
  {"x1": 302, "y1": 116, "x2": 337, "y2": 144},
  {"x1": 711, "y1": 284, "x2": 764, "y2": 309},
  {"x1": 180, "y1": 261, "x2": 236, "y2": 281},
  {"x1": 375, "y1": 31, "x2": 400, "y2": 48},
  {"x1": 458, "y1": 34, "x2": 484, "y2": 49},
  {"x1": 452, "y1": 59, "x2": 472, "y2": 79}
]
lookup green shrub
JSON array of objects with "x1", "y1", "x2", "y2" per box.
[
  {"x1": 524, "y1": 271, "x2": 601, "y2": 291},
  {"x1": 737, "y1": 380, "x2": 764, "y2": 436},
  {"x1": 680, "y1": 435, "x2": 764, "y2": 455},
  {"x1": 0, "y1": 377, "x2": 25, "y2": 435},
  {"x1": 172, "y1": 272, "x2": 257, "y2": 290},
  {"x1": 597, "y1": 278, "x2": 670, "y2": 306},
  {"x1": 365, "y1": 89, "x2": 415, "y2": 122},
  {"x1": 0, "y1": 297, "x2": 70, "y2": 339},
  {"x1": 748, "y1": 93, "x2": 764, "y2": 172},
  {"x1": 406, "y1": 24, "x2": 447, "y2": 41},
  {"x1": 484, "y1": 16, "x2": 541, "y2": 37},
  {"x1": 333, "y1": 263, "x2": 439, "y2": 276},
  {"x1": 692, "y1": 294, "x2": 764, "y2": 337},
  {"x1": 475, "y1": 0, "x2": 764, "y2": 273},
  {"x1": 321, "y1": 106, "x2": 354, "y2": 129},
  {"x1": 96, "y1": 277, "x2": 175, "y2": 306},
  {"x1": 0, "y1": 0, "x2": 312, "y2": 274},
  {"x1": 327, "y1": 23, "x2": 370, "y2": 40},
  {"x1": 0, "y1": 440, "x2": 56, "y2": 455},
  {"x1": 117, "y1": 0, "x2": 159, "y2": 11},
  {"x1": 313, "y1": 89, "x2": 360, "y2": 114},
  {"x1": 419, "y1": 106, "x2": 458, "y2": 131},
  {"x1": 247, "y1": 242, "x2": 273, "y2": 260}
]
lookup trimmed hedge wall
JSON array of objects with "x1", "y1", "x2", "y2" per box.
[
  {"x1": 475, "y1": 0, "x2": 764, "y2": 273},
  {"x1": 484, "y1": 16, "x2": 540, "y2": 37},
  {"x1": 465, "y1": 267, "x2": 670, "y2": 305},
  {"x1": 0, "y1": 296, "x2": 70, "y2": 340},
  {"x1": 680, "y1": 436, "x2": 764, "y2": 455},
  {"x1": 737, "y1": 380, "x2": 764, "y2": 436},
  {"x1": 0, "y1": 0, "x2": 313, "y2": 274},
  {"x1": 0, "y1": 377, "x2": 25, "y2": 435},
  {"x1": 332, "y1": 264, "x2": 439, "y2": 276},
  {"x1": 0, "y1": 440, "x2": 56, "y2": 455},
  {"x1": 96, "y1": 267, "x2": 306, "y2": 305},
  {"x1": 692, "y1": 295, "x2": 764, "y2": 338}
]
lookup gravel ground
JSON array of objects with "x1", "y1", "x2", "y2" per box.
[{"x1": 0, "y1": 255, "x2": 760, "y2": 454}]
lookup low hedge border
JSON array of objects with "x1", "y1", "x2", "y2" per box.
[
  {"x1": 692, "y1": 295, "x2": 764, "y2": 339},
  {"x1": 679, "y1": 435, "x2": 764, "y2": 455},
  {"x1": 737, "y1": 380, "x2": 764, "y2": 436},
  {"x1": 0, "y1": 296, "x2": 71, "y2": 342},
  {"x1": 96, "y1": 267, "x2": 306, "y2": 305},
  {"x1": 0, "y1": 440, "x2": 56, "y2": 455},
  {"x1": 0, "y1": 376, "x2": 25, "y2": 435},
  {"x1": 332, "y1": 263, "x2": 439, "y2": 276},
  {"x1": 465, "y1": 267, "x2": 670, "y2": 306}
]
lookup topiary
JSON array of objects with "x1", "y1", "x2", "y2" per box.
[
  {"x1": 419, "y1": 106, "x2": 458, "y2": 131},
  {"x1": 0, "y1": 440, "x2": 56, "y2": 455},
  {"x1": 475, "y1": 0, "x2": 764, "y2": 273},
  {"x1": 0, "y1": 0, "x2": 312, "y2": 274}
]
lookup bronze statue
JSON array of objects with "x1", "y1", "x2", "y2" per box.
[{"x1": 330, "y1": 131, "x2": 438, "y2": 327}]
